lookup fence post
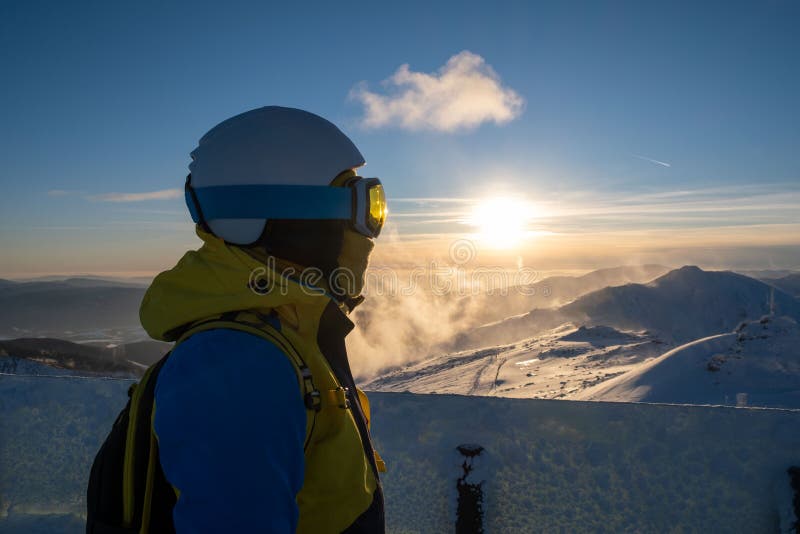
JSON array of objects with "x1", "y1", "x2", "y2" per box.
[{"x1": 456, "y1": 444, "x2": 485, "y2": 534}]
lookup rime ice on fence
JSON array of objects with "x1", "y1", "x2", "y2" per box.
[{"x1": 2, "y1": 376, "x2": 800, "y2": 533}]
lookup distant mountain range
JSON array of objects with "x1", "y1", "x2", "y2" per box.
[
  {"x1": 736, "y1": 269, "x2": 799, "y2": 280},
  {"x1": 349, "y1": 264, "x2": 672, "y2": 371},
  {"x1": 368, "y1": 266, "x2": 800, "y2": 408},
  {"x1": 453, "y1": 265, "x2": 800, "y2": 351},
  {"x1": 1, "y1": 275, "x2": 151, "y2": 286},
  {"x1": 0, "y1": 337, "x2": 170, "y2": 377},
  {"x1": 450, "y1": 264, "x2": 671, "y2": 328},
  {"x1": 560, "y1": 265, "x2": 799, "y2": 340},
  {"x1": 3, "y1": 266, "x2": 799, "y2": 401},
  {"x1": 0, "y1": 277, "x2": 147, "y2": 339}
]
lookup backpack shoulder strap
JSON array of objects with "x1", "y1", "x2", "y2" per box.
[
  {"x1": 122, "y1": 353, "x2": 173, "y2": 531},
  {"x1": 123, "y1": 310, "x2": 322, "y2": 533},
  {"x1": 174, "y1": 310, "x2": 322, "y2": 416}
]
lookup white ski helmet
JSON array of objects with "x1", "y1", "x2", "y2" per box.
[{"x1": 188, "y1": 106, "x2": 366, "y2": 244}]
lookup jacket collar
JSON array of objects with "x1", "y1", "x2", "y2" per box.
[{"x1": 140, "y1": 227, "x2": 352, "y2": 342}]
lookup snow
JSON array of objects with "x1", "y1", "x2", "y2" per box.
[
  {"x1": 364, "y1": 324, "x2": 666, "y2": 400},
  {"x1": 0, "y1": 356, "x2": 84, "y2": 377},
  {"x1": 575, "y1": 315, "x2": 800, "y2": 408},
  {"x1": 367, "y1": 267, "x2": 800, "y2": 410},
  {"x1": 454, "y1": 265, "x2": 800, "y2": 351},
  {"x1": 1, "y1": 374, "x2": 799, "y2": 532},
  {"x1": 366, "y1": 317, "x2": 800, "y2": 409},
  {"x1": 126, "y1": 359, "x2": 148, "y2": 370},
  {"x1": 2, "y1": 265, "x2": 800, "y2": 530}
]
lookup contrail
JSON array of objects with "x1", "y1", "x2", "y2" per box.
[{"x1": 633, "y1": 154, "x2": 671, "y2": 167}]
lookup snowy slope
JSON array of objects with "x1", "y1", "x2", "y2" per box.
[
  {"x1": 364, "y1": 324, "x2": 667, "y2": 399},
  {"x1": 768, "y1": 273, "x2": 800, "y2": 298},
  {"x1": 347, "y1": 265, "x2": 670, "y2": 375},
  {"x1": 368, "y1": 297, "x2": 800, "y2": 409},
  {"x1": 575, "y1": 315, "x2": 800, "y2": 408}
]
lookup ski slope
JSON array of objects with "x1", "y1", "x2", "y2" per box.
[
  {"x1": 367, "y1": 316, "x2": 800, "y2": 409},
  {"x1": 365, "y1": 324, "x2": 667, "y2": 400},
  {"x1": 576, "y1": 315, "x2": 800, "y2": 408}
]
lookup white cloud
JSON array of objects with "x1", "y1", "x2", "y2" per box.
[
  {"x1": 89, "y1": 189, "x2": 182, "y2": 202},
  {"x1": 351, "y1": 51, "x2": 524, "y2": 132}
]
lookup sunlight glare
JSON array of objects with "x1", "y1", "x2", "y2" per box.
[{"x1": 468, "y1": 196, "x2": 534, "y2": 249}]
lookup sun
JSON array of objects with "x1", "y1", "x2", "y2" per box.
[{"x1": 468, "y1": 196, "x2": 534, "y2": 249}]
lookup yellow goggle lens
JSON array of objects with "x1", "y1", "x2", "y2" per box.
[{"x1": 368, "y1": 183, "x2": 387, "y2": 231}]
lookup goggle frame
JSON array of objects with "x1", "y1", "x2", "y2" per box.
[{"x1": 185, "y1": 174, "x2": 386, "y2": 240}]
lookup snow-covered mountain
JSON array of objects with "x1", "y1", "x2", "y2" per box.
[
  {"x1": 453, "y1": 265, "x2": 800, "y2": 351},
  {"x1": 347, "y1": 264, "x2": 670, "y2": 375},
  {"x1": 367, "y1": 266, "x2": 800, "y2": 409},
  {"x1": 367, "y1": 316, "x2": 800, "y2": 409},
  {"x1": 364, "y1": 324, "x2": 667, "y2": 399},
  {"x1": 575, "y1": 315, "x2": 800, "y2": 408},
  {"x1": 563, "y1": 266, "x2": 800, "y2": 342},
  {"x1": 449, "y1": 264, "x2": 670, "y2": 327}
]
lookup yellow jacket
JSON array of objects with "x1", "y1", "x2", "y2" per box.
[{"x1": 139, "y1": 229, "x2": 384, "y2": 533}]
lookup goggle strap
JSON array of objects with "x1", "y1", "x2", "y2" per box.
[{"x1": 185, "y1": 175, "x2": 212, "y2": 233}]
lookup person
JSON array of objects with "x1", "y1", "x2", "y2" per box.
[{"x1": 86, "y1": 106, "x2": 388, "y2": 534}]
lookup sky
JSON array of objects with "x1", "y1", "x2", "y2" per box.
[{"x1": 1, "y1": 0, "x2": 799, "y2": 277}]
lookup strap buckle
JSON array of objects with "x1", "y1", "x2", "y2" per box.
[
  {"x1": 304, "y1": 390, "x2": 322, "y2": 412},
  {"x1": 330, "y1": 387, "x2": 351, "y2": 409}
]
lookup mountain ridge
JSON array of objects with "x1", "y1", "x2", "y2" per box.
[
  {"x1": 453, "y1": 265, "x2": 800, "y2": 351},
  {"x1": 0, "y1": 337, "x2": 170, "y2": 376}
]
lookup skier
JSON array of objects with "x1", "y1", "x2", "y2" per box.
[{"x1": 86, "y1": 106, "x2": 387, "y2": 533}]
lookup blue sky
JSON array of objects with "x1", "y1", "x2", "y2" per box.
[{"x1": 1, "y1": 0, "x2": 798, "y2": 276}]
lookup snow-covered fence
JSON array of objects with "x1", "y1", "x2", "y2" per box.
[{"x1": 1, "y1": 375, "x2": 799, "y2": 532}]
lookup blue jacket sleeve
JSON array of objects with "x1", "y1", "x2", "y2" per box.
[{"x1": 153, "y1": 328, "x2": 306, "y2": 533}]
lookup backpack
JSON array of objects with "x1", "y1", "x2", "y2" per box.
[{"x1": 85, "y1": 313, "x2": 321, "y2": 534}]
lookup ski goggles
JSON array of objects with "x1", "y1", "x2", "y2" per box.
[{"x1": 185, "y1": 174, "x2": 387, "y2": 238}]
